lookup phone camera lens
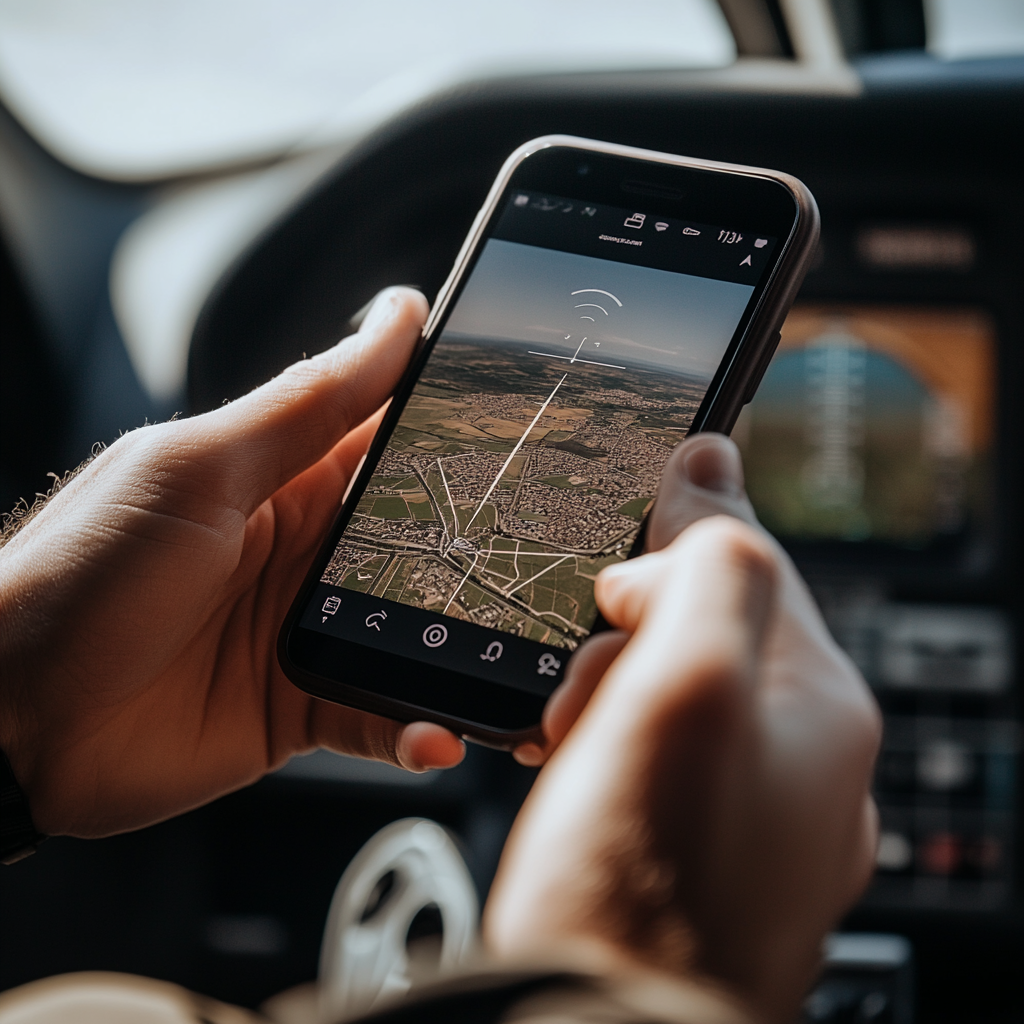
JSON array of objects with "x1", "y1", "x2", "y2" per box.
[{"x1": 577, "y1": 163, "x2": 590, "y2": 176}]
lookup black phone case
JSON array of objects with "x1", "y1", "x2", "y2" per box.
[{"x1": 278, "y1": 135, "x2": 820, "y2": 748}]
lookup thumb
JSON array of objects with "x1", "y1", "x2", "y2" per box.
[
  {"x1": 182, "y1": 287, "x2": 428, "y2": 516},
  {"x1": 645, "y1": 433, "x2": 759, "y2": 552}
]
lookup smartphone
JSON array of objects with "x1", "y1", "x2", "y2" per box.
[{"x1": 278, "y1": 135, "x2": 819, "y2": 747}]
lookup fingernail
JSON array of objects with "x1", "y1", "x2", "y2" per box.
[
  {"x1": 681, "y1": 437, "x2": 744, "y2": 497},
  {"x1": 513, "y1": 743, "x2": 545, "y2": 767},
  {"x1": 394, "y1": 751, "x2": 428, "y2": 774},
  {"x1": 359, "y1": 288, "x2": 399, "y2": 333}
]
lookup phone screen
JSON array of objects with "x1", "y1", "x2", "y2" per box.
[{"x1": 293, "y1": 185, "x2": 781, "y2": 702}]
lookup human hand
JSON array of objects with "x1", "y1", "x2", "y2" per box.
[
  {"x1": 486, "y1": 435, "x2": 881, "y2": 1023},
  {"x1": 513, "y1": 435, "x2": 781, "y2": 765},
  {"x1": 0, "y1": 288, "x2": 465, "y2": 839}
]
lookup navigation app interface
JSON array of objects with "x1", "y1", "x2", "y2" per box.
[{"x1": 303, "y1": 190, "x2": 776, "y2": 695}]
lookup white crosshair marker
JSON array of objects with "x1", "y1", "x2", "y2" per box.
[{"x1": 528, "y1": 288, "x2": 626, "y2": 369}]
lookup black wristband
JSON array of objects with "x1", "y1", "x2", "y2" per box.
[{"x1": 0, "y1": 748, "x2": 46, "y2": 864}]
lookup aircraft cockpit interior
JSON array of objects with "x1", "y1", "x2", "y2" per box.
[{"x1": 1, "y1": 1, "x2": 1022, "y2": 1021}]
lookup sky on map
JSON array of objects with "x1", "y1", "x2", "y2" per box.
[{"x1": 443, "y1": 238, "x2": 754, "y2": 380}]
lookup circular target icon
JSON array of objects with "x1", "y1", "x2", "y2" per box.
[{"x1": 422, "y1": 623, "x2": 448, "y2": 648}]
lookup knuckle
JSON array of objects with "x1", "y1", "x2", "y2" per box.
[
  {"x1": 318, "y1": 711, "x2": 401, "y2": 767},
  {"x1": 359, "y1": 714, "x2": 401, "y2": 766},
  {"x1": 257, "y1": 352, "x2": 364, "y2": 431},
  {"x1": 853, "y1": 692, "x2": 884, "y2": 754},
  {"x1": 274, "y1": 358, "x2": 332, "y2": 399},
  {"x1": 676, "y1": 514, "x2": 778, "y2": 584},
  {"x1": 101, "y1": 421, "x2": 179, "y2": 480},
  {"x1": 827, "y1": 672, "x2": 884, "y2": 767}
]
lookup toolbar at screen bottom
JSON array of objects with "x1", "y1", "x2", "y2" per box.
[{"x1": 301, "y1": 584, "x2": 568, "y2": 697}]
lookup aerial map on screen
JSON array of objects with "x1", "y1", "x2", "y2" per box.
[{"x1": 321, "y1": 238, "x2": 754, "y2": 650}]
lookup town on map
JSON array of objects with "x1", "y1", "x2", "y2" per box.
[{"x1": 322, "y1": 336, "x2": 707, "y2": 650}]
